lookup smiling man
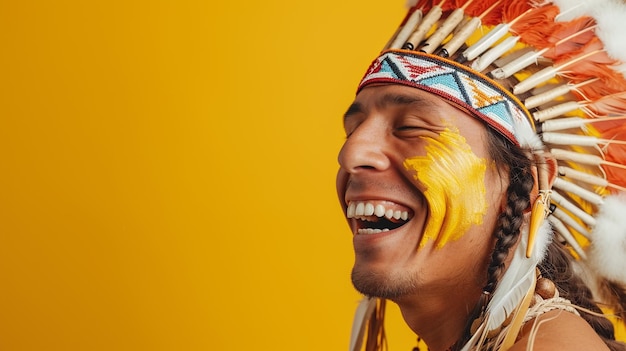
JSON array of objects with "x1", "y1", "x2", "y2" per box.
[
  {"x1": 339, "y1": 85, "x2": 502, "y2": 301},
  {"x1": 337, "y1": 1, "x2": 626, "y2": 351}
]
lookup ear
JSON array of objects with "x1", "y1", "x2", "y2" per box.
[
  {"x1": 537, "y1": 153, "x2": 558, "y2": 193},
  {"x1": 526, "y1": 154, "x2": 558, "y2": 213},
  {"x1": 527, "y1": 167, "x2": 539, "y2": 214},
  {"x1": 526, "y1": 153, "x2": 558, "y2": 258}
]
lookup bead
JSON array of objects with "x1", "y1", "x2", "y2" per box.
[
  {"x1": 487, "y1": 325, "x2": 501, "y2": 339},
  {"x1": 502, "y1": 310, "x2": 514, "y2": 327},
  {"x1": 535, "y1": 277, "x2": 557, "y2": 299},
  {"x1": 470, "y1": 317, "x2": 482, "y2": 334}
]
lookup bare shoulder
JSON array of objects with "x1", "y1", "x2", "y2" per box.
[{"x1": 508, "y1": 309, "x2": 609, "y2": 351}]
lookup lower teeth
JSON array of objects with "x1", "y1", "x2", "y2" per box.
[{"x1": 357, "y1": 228, "x2": 390, "y2": 235}]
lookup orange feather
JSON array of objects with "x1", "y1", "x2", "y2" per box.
[
  {"x1": 555, "y1": 37, "x2": 615, "y2": 65},
  {"x1": 582, "y1": 91, "x2": 626, "y2": 117},
  {"x1": 512, "y1": 5, "x2": 560, "y2": 44},
  {"x1": 543, "y1": 17, "x2": 597, "y2": 59},
  {"x1": 442, "y1": 0, "x2": 479, "y2": 13},
  {"x1": 501, "y1": 0, "x2": 532, "y2": 24},
  {"x1": 598, "y1": 123, "x2": 626, "y2": 190},
  {"x1": 573, "y1": 74, "x2": 626, "y2": 101},
  {"x1": 464, "y1": 0, "x2": 503, "y2": 22},
  {"x1": 478, "y1": 0, "x2": 505, "y2": 25},
  {"x1": 441, "y1": 0, "x2": 462, "y2": 12},
  {"x1": 593, "y1": 117, "x2": 626, "y2": 135},
  {"x1": 554, "y1": 38, "x2": 619, "y2": 80}
]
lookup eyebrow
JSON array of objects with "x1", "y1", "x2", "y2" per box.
[
  {"x1": 343, "y1": 102, "x2": 364, "y2": 121},
  {"x1": 343, "y1": 91, "x2": 443, "y2": 122},
  {"x1": 377, "y1": 92, "x2": 442, "y2": 110}
]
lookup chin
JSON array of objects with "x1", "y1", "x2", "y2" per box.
[{"x1": 351, "y1": 263, "x2": 419, "y2": 299}]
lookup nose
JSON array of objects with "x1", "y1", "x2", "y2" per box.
[{"x1": 338, "y1": 120, "x2": 391, "y2": 174}]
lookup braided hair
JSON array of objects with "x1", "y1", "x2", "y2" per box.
[{"x1": 483, "y1": 130, "x2": 534, "y2": 295}]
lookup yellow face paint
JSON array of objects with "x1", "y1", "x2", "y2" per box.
[{"x1": 404, "y1": 127, "x2": 488, "y2": 248}]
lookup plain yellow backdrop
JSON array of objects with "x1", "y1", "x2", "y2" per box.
[
  {"x1": 0, "y1": 0, "x2": 419, "y2": 350},
  {"x1": 1, "y1": 1, "x2": 624, "y2": 350}
]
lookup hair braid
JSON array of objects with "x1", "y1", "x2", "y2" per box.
[{"x1": 483, "y1": 136, "x2": 534, "y2": 294}]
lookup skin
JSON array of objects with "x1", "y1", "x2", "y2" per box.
[
  {"x1": 336, "y1": 84, "x2": 508, "y2": 351},
  {"x1": 403, "y1": 126, "x2": 489, "y2": 248},
  {"x1": 510, "y1": 310, "x2": 610, "y2": 351},
  {"x1": 336, "y1": 84, "x2": 611, "y2": 351}
]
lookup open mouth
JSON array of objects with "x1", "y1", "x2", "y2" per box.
[{"x1": 347, "y1": 201, "x2": 413, "y2": 234}]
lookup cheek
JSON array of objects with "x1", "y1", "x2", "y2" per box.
[{"x1": 404, "y1": 128, "x2": 489, "y2": 248}]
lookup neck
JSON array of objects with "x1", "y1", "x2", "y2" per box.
[{"x1": 392, "y1": 285, "x2": 482, "y2": 351}]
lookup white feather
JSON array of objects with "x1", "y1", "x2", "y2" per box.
[
  {"x1": 552, "y1": 0, "x2": 599, "y2": 21},
  {"x1": 460, "y1": 322, "x2": 487, "y2": 351},
  {"x1": 591, "y1": 0, "x2": 626, "y2": 65},
  {"x1": 460, "y1": 221, "x2": 553, "y2": 350},
  {"x1": 615, "y1": 63, "x2": 626, "y2": 76},
  {"x1": 349, "y1": 296, "x2": 377, "y2": 351},
  {"x1": 587, "y1": 193, "x2": 626, "y2": 284},
  {"x1": 485, "y1": 262, "x2": 536, "y2": 332},
  {"x1": 485, "y1": 221, "x2": 552, "y2": 330},
  {"x1": 513, "y1": 117, "x2": 543, "y2": 151}
]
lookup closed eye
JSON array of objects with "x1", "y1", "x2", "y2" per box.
[
  {"x1": 394, "y1": 124, "x2": 441, "y2": 140},
  {"x1": 396, "y1": 126, "x2": 422, "y2": 131},
  {"x1": 394, "y1": 125, "x2": 427, "y2": 135}
]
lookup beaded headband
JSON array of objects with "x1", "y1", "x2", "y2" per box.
[
  {"x1": 358, "y1": 50, "x2": 535, "y2": 146},
  {"x1": 350, "y1": 1, "x2": 626, "y2": 350}
]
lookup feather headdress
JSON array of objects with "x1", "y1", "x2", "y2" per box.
[{"x1": 349, "y1": 0, "x2": 626, "y2": 349}]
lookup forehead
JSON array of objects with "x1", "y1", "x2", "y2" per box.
[
  {"x1": 348, "y1": 84, "x2": 483, "y2": 128},
  {"x1": 353, "y1": 84, "x2": 448, "y2": 110}
]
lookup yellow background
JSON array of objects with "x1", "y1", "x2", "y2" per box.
[
  {"x1": 0, "y1": 0, "x2": 418, "y2": 350},
  {"x1": 1, "y1": 1, "x2": 623, "y2": 350}
]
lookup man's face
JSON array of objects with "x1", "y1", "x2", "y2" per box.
[{"x1": 336, "y1": 84, "x2": 508, "y2": 300}]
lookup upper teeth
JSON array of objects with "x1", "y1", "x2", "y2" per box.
[{"x1": 347, "y1": 201, "x2": 409, "y2": 221}]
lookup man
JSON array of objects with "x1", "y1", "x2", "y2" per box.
[{"x1": 337, "y1": 1, "x2": 626, "y2": 350}]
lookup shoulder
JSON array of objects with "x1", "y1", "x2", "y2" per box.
[{"x1": 508, "y1": 309, "x2": 609, "y2": 351}]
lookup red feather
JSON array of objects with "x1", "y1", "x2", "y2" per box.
[
  {"x1": 454, "y1": 0, "x2": 471, "y2": 11},
  {"x1": 441, "y1": 0, "x2": 461, "y2": 12},
  {"x1": 476, "y1": 0, "x2": 506, "y2": 26},
  {"x1": 476, "y1": 0, "x2": 506, "y2": 25}
]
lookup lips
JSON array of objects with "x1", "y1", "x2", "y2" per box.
[{"x1": 347, "y1": 200, "x2": 413, "y2": 234}]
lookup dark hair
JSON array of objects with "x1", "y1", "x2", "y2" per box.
[{"x1": 475, "y1": 127, "x2": 626, "y2": 351}]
